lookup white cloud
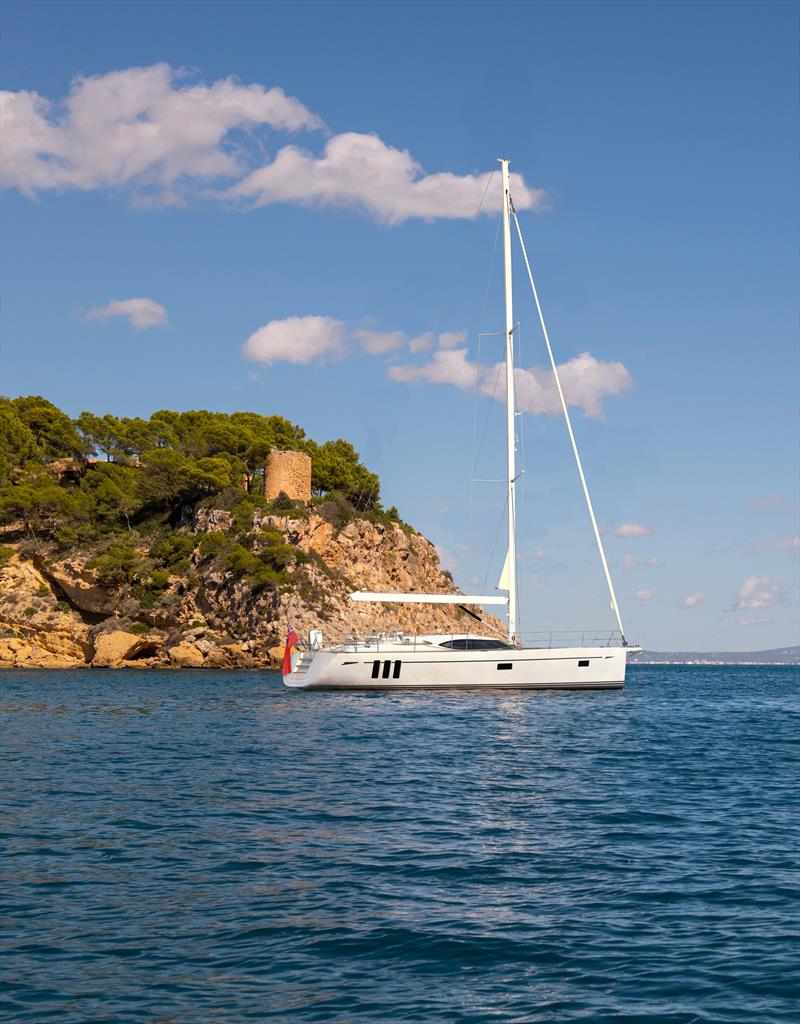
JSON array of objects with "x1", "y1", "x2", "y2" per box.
[
  {"x1": 228, "y1": 132, "x2": 546, "y2": 224},
  {"x1": 746, "y1": 495, "x2": 788, "y2": 511},
  {"x1": 621, "y1": 553, "x2": 636, "y2": 571},
  {"x1": 389, "y1": 347, "x2": 634, "y2": 419},
  {"x1": 408, "y1": 333, "x2": 435, "y2": 354},
  {"x1": 512, "y1": 352, "x2": 634, "y2": 419},
  {"x1": 1, "y1": 64, "x2": 547, "y2": 222},
  {"x1": 244, "y1": 317, "x2": 633, "y2": 427},
  {"x1": 737, "y1": 617, "x2": 769, "y2": 626},
  {"x1": 86, "y1": 297, "x2": 167, "y2": 329},
  {"x1": 635, "y1": 589, "x2": 652, "y2": 602},
  {"x1": 439, "y1": 331, "x2": 467, "y2": 349},
  {"x1": 733, "y1": 576, "x2": 783, "y2": 611},
  {"x1": 352, "y1": 328, "x2": 406, "y2": 355},
  {"x1": 755, "y1": 536, "x2": 799, "y2": 553},
  {"x1": 244, "y1": 318, "x2": 470, "y2": 367},
  {"x1": 243, "y1": 315, "x2": 347, "y2": 365},
  {"x1": 681, "y1": 592, "x2": 703, "y2": 608},
  {"x1": 1, "y1": 64, "x2": 323, "y2": 200},
  {"x1": 615, "y1": 522, "x2": 653, "y2": 538},
  {"x1": 389, "y1": 347, "x2": 477, "y2": 389}
]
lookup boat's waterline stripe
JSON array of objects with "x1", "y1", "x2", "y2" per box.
[{"x1": 288, "y1": 681, "x2": 625, "y2": 691}]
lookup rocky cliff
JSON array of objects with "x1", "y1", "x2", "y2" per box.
[{"x1": 0, "y1": 510, "x2": 502, "y2": 670}]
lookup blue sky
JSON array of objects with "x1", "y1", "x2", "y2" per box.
[{"x1": 1, "y1": 0, "x2": 798, "y2": 650}]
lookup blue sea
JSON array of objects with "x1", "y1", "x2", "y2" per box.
[{"x1": 1, "y1": 666, "x2": 798, "y2": 1023}]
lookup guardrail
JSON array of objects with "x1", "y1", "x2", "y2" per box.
[
  {"x1": 518, "y1": 630, "x2": 624, "y2": 649},
  {"x1": 314, "y1": 629, "x2": 625, "y2": 653}
]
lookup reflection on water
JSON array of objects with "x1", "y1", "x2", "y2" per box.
[{"x1": 1, "y1": 667, "x2": 798, "y2": 1023}]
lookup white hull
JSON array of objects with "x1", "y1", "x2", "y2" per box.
[{"x1": 284, "y1": 644, "x2": 628, "y2": 691}]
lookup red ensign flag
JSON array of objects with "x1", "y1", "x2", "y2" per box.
[{"x1": 282, "y1": 626, "x2": 299, "y2": 676}]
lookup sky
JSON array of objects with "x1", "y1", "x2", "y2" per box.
[{"x1": 1, "y1": 0, "x2": 798, "y2": 651}]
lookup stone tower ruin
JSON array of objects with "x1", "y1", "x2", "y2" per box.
[{"x1": 264, "y1": 448, "x2": 312, "y2": 503}]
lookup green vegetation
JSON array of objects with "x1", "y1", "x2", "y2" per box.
[
  {"x1": 0, "y1": 396, "x2": 388, "y2": 539},
  {"x1": 0, "y1": 396, "x2": 406, "y2": 618}
]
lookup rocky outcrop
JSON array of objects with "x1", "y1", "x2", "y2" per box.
[
  {"x1": 252, "y1": 513, "x2": 491, "y2": 641},
  {"x1": 0, "y1": 510, "x2": 502, "y2": 669},
  {"x1": 91, "y1": 631, "x2": 160, "y2": 667},
  {"x1": 195, "y1": 509, "x2": 233, "y2": 532},
  {"x1": 167, "y1": 641, "x2": 205, "y2": 668},
  {"x1": 33, "y1": 556, "x2": 118, "y2": 617},
  {"x1": 0, "y1": 635, "x2": 86, "y2": 670},
  {"x1": 0, "y1": 555, "x2": 92, "y2": 668}
]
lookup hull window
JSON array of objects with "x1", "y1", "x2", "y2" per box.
[
  {"x1": 497, "y1": 663, "x2": 513, "y2": 671},
  {"x1": 578, "y1": 659, "x2": 590, "y2": 667},
  {"x1": 371, "y1": 660, "x2": 380, "y2": 678},
  {"x1": 382, "y1": 660, "x2": 392, "y2": 679},
  {"x1": 440, "y1": 638, "x2": 512, "y2": 651},
  {"x1": 393, "y1": 660, "x2": 402, "y2": 678}
]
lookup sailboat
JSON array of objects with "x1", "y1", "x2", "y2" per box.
[{"x1": 283, "y1": 158, "x2": 638, "y2": 690}]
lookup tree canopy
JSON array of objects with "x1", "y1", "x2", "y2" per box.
[{"x1": 0, "y1": 397, "x2": 385, "y2": 541}]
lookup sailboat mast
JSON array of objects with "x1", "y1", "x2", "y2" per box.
[{"x1": 499, "y1": 158, "x2": 517, "y2": 644}]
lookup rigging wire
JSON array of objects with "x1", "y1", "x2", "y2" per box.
[
  {"x1": 511, "y1": 207, "x2": 627, "y2": 643},
  {"x1": 516, "y1": 317, "x2": 526, "y2": 596}
]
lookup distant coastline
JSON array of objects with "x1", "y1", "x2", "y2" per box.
[{"x1": 630, "y1": 646, "x2": 799, "y2": 666}]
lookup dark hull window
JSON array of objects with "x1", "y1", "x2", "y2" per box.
[
  {"x1": 372, "y1": 661, "x2": 381, "y2": 678},
  {"x1": 497, "y1": 663, "x2": 513, "y2": 671},
  {"x1": 578, "y1": 660, "x2": 590, "y2": 667},
  {"x1": 440, "y1": 639, "x2": 512, "y2": 651},
  {"x1": 393, "y1": 660, "x2": 402, "y2": 678}
]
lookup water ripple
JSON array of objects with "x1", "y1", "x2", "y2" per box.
[{"x1": 0, "y1": 666, "x2": 798, "y2": 1022}]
